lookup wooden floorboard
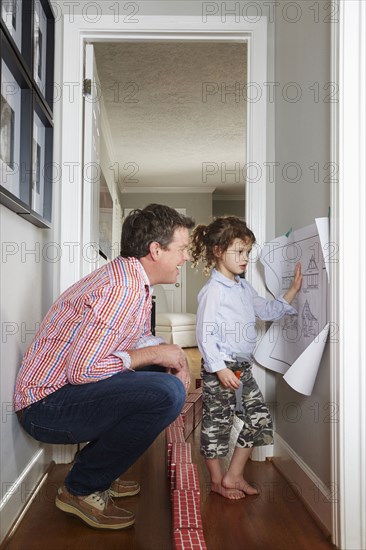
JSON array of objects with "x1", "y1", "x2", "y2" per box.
[
  {"x1": 3, "y1": 349, "x2": 335, "y2": 550},
  {"x1": 188, "y1": 428, "x2": 335, "y2": 550},
  {"x1": 3, "y1": 432, "x2": 172, "y2": 550}
]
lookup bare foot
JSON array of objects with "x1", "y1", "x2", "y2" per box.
[
  {"x1": 221, "y1": 473, "x2": 259, "y2": 495},
  {"x1": 211, "y1": 481, "x2": 245, "y2": 500}
]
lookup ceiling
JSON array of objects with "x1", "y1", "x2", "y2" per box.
[{"x1": 94, "y1": 41, "x2": 247, "y2": 197}]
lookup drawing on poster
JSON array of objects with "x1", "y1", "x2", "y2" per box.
[
  {"x1": 304, "y1": 255, "x2": 319, "y2": 289},
  {"x1": 302, "y1": 300, "x2": 318, "y2": 338},
  {"x1": 254, "y1": 218, "x2": 330, "y2": 396}
]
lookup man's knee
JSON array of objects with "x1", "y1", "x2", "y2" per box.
[
  {"x1": 162, "y1": 374, "x2": 186, "y2": 417},
  {"x1": 166, "y1": 374, "x2": 186, "y2": 414}
]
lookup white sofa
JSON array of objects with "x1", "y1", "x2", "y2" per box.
[{"x1": 153, "y1": 286, "x2": 197, "y2": 348}]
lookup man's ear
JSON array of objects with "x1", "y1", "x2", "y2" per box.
[{"x1": 149, "y1": 241, "x2": 161, "y2": 261}]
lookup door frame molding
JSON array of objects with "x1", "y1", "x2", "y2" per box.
[
  {"x1": 330, "y1": 2, "x2": 366, "y2": 548},
  {"x1": 57, "y1": 14, "x2": 269, "y2": 295}
]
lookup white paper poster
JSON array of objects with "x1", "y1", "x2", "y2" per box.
[{"x1": 254, "y1": 218, "x2": 329, "y2": 396}]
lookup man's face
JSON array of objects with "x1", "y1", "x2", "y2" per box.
[{"x1": 157, "y1": 227, "x2": 190, "y2": 283}]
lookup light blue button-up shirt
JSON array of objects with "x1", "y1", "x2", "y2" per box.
[{"x1": 196, "y1": 269, "x2": 297, "y2": 373}]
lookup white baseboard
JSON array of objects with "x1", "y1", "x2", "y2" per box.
[
  {"x1": 0, "y1": 448, "x2": 51, "y2": 545},
  {"x1": 0, "y1": 444, "x2": 80, "y2": 544},
  {"x1": 251, "y1": 444, "x2": 274, "y2": 461},
  {"x1": 51, "y1": 444, "x2": 77, "y2": 464},
  {"x1": 273, "y1": 433, "x2": 332, "y2": 537}
]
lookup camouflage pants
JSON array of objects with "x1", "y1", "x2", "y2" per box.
[{"x1": 200, "y1": 366, "x2": 273, "y2": 459}]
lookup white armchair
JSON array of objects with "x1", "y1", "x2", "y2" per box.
[{"x1": 153, "y1": 286, "x2": 197, "y2": 348}]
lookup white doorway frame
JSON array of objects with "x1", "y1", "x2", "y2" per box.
[
  {"x1": 58, "y1": 15, "x2": 269, "y2": 295},
  {"x1": 331, "y1": 2, "x2": 366, "y2": 549}
]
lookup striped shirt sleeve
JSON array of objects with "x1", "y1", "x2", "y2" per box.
[{"x1": 65, "y1": 285, "x2": 141, "y2": 383}]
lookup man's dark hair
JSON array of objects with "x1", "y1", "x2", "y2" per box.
[{"x1": 120, "y1": 203, "x2": 195, "y2": 258}]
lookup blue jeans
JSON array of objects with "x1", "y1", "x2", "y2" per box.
[{"x1": 19, "y1": 369, "x2": 185, "y2": 495}]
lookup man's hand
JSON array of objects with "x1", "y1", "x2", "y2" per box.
[
  {"x1": 171, "y1": 357, "x2": 191, "y2": 393},
  {"x1": 128, "y1": 344, "x2": 191, "y2": 392},
  {"x1": 155, "y1": 344, "x2": 187, "y2": 371},
  {"x1": 128, "y1": 343, "x2": 187, "y2": 372},
  {"x1": 216, "y1": 368, "x2": 240, "y2": 389}
]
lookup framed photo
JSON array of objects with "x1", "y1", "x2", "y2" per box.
[
  {"x1": 0, "y1": 93, "x2": 14, "y2": 168},
  {"x1": 1, "y1": 0, "x2": 22, "y2": 52},
  {"x1": 0, "y1": 58, "x2": 21, "y2": 198},
  {"x1": 0, "y1": 1, "x2": 55, "y2": 226},
  {"x1": 29, "y1": 98, "x2": 53, "y2": 223},
  {"x1": 31, "y1": 111, "x2": 45, "y2": 215},
  {"x1": 33, "y1": 0, "x2": 47, "y2": 96}
]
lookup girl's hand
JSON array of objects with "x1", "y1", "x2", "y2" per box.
[
  {"x1": 291, "y1": 262, "x2": 303, "y2": 292},
  {"x1": 283, "y1": 262, "x2": 303, "y2": 304},
  {"x1": 217, "y1": 368, "x2": 241, "y2": 389}
]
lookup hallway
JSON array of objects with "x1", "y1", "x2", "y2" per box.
[{"x1": 1, "y1": 2, "x2": 366, "y2": 548}]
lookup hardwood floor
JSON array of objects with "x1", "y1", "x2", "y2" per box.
[{"x1": 2, "y1": 349, "x2": 335, "y2": 550}]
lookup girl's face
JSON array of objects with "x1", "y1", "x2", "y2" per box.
[{"x1": 215, "y1": 238, "x2": 253, "y2": 280}]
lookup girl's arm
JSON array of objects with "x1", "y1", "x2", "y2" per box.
[{"x1": 251, "y1": 262, "x2": 302, "y2": 320}]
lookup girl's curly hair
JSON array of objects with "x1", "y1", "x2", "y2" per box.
[{"x1": 190, "y1": 216, "x2": 255, "y2": 274}]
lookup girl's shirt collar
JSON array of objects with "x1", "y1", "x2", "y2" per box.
[{"x1": 211, "y1": 268, "x2": 245, "y2": 287}]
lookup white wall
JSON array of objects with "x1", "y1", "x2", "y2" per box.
[
  {"x1": 0, "y1": 11, "x2": 64, "y2": 540},
  {"x1": 273, "y1": 0, "x2": 332, "y2": 525},
  {"x1": 0, "y1": 207, "x2": 56, "y2": 541}
]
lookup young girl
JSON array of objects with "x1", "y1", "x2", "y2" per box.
[{"x1": 191, "y1": 217, "x2": 302, "y2": 500}]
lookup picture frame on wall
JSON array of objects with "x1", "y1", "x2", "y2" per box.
[
  {"x1": 31, "y1": 112, "x2": 45, "y2": 215},
  {"x1": 0, "y1": 92, "x2": 15, "y2": 169},
  {"x1": 33, "y1": 0, "x2": 47, "y2": 98},
  {"x1": 0, "y1": 58, "x2": 21, "y2": 199},
  {"x1": 29, "y1": 98, "x2": 53, "y2": 223},
  {"x1": 0, "y1": 0, "x2": 55, "y2": 226},
  {"x1": 1, "y1": 0, "x2": 22, "y2": 52}
]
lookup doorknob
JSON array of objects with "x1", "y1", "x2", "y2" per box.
[{"x1": 175, "y1": 283, "x2": 180, "y2": 287}]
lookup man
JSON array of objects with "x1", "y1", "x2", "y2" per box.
[{"x1": 14, "y1": 204, "x2": 194, "y2": 530}]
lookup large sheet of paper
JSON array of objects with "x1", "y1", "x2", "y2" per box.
[{"x1": 254, "y1": 218, "x2": 329, "y2": 396}]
